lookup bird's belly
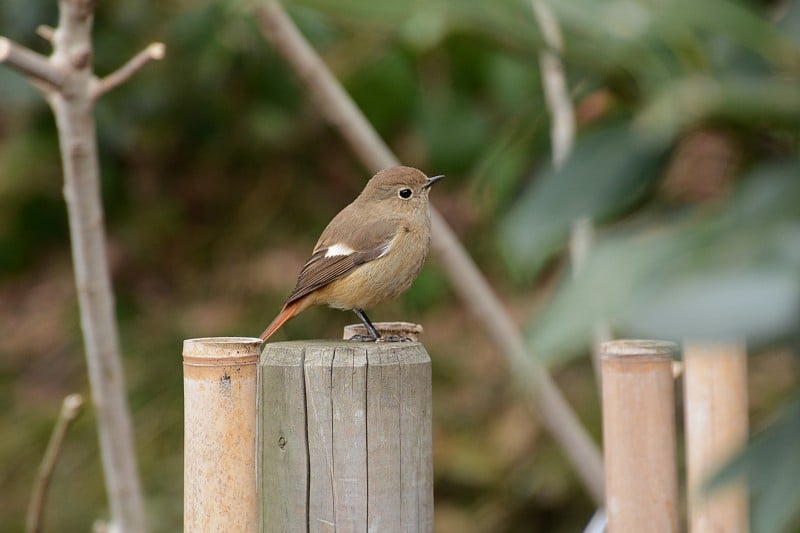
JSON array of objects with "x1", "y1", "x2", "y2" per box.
[{"x1": 319, "y1": 232, "x2": 429, "y2": 310}]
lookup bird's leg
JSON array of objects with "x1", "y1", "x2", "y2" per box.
[
  {"x1": 349, "y1": 309, "x2": 381, "y2": 342},
  {"x1": 348, "y1": 309, "x2": 413, "y2": 343}
]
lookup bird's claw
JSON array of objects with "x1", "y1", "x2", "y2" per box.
[
  {"x1": 376, "y1": 335, "x2": 413, "y2": 343},
  {"x1": 346, "y1": 334, "x2": 413, "y2": 343},
  {"x1": 347, "y1": 334, "x2": 379, "y2": 342}
]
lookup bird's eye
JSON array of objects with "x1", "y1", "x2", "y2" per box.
[{"x1": 398, "y1": 188, "x2": 413, "y2": 199}]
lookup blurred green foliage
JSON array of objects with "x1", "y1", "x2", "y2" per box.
[
  {"x1": 1, "y1": 0, "x2": 799, "y2": 531},
  {"x1": 500, "y1": 122, "x2": 672, "y2": 277}
]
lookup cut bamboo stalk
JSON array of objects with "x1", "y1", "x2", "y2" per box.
[
  {"x1": 183, "y1": 337, "x2": 261, "y2": 531},
  {"x1": 342, "y1": 321, "x2": 423, "y2": 342},
  {"x1": 601, "y1": 340, "x2": 679, "y2": 533},
  {"x1": 684, "y1": 340, "x2": 749, "y2": 533}
]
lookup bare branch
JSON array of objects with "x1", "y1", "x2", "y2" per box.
[
  {"x1": 26, "y1": 394, "x2": 85, "y2": 533},
  {"x1": 569, "y1": 216, "x2": 593, "y2": 277},
  {"x1": 2, "y1": 3, "x2": 149, "y2": 532},
  {"x1": 256, "y1": 0, "x2": 605, "y2": 504},
  {"x1": 45, "y1": 1, "x2": 150, "y2": 530},
  {"x1": 255, "y1": 4, "x2": 396, "y2": 172},
  {"x1": 91, "y1": 42, "x2": 165, "y2": 100},
  {"x1": 0, "y1": 36, "x2": 65, "y2": 90},
  {"x1": 36, "y1": 25, "x2": 56, "y2": 44},
  {"x1": 530, "y1": 0, "x2": 575, "y2": 167},
  {"x1": 534, "y1": 3, "x2": 611, "y2": 426},
  {"x1": 569, "y1": 218, "x2": 611, "y2": 388}
]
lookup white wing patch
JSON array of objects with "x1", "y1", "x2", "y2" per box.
[{"x1": 324, "y1": 243, "x2": 355, "y2": 257}]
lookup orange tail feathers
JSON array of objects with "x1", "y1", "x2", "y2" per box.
[{"x1": 259, "y1": 300, "x2": 302, "y2": 341}]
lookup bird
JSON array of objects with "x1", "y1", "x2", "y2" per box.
[{"x1": 258, "y1": 166, "x2": 444, "y2": 342}]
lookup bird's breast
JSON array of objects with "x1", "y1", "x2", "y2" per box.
[{"x1": 315, "y1": 223, "x2": 430, "y2": 310}]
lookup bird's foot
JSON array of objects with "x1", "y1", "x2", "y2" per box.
[
  {"x1": 346, "y1": 334, "x2": 413, "y2": 343},
  {"x1": 376, "y1": 335, "x2": 413, "y2": 343},
  {"x1": 347, "y1": 334, "x2": 379, "y2": 342}
]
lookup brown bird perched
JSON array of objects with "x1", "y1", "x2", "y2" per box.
[{"x1": 259, "y1": 166, "x2": 444, "y2": 342}]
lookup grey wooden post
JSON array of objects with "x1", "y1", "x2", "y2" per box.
[{"x1": 258, "y1": 330, "x2": 433, "y2": 532}]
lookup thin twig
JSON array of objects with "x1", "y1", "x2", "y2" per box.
[
  {"x1": 569, "y1": 218, "x2": 612, "y2": 382},
  {"x1": 26, "y1": 394, "x2": 85, "y2": 533},
  {"x1": 36, "y1": 25, "x2": 56, "y2": 44},
  {"x1": 91, "y1": 42, "x2": 165, "y2": 100},
  {"x1": 531, "y1": 2, "x2": 612, "y2": 383},
  {"x1": 255, "y1": 0, "x2": 605, "y2": 503},
  {"x1": 583, "y1": 508, "x2": 608, "y2": 533},
  {"x1": 530, "y1": 0, "x2": 574, "y2": 167},
  {"x1": 569, "y1": 217, "x2": 593, "y2": 277},
  {"x1": 530, "y1": 10, "x2": 613, "y2": 525},
  {"x1": 0, "y1": 36, "x2": 65, "y2": 90},
  {"x1": 255, "y1": 5, "x2": 394, "y2": 171}
]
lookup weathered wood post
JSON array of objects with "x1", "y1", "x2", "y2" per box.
[
  {"x1": 600, "y1": 340, "x2": 679, "y2": 533},
  {"x1": 684, "y1": 340, "x2": 749, "y2": 533},
  {"x1": 183, "y1": 337, "x2": 261, "y2": 531},
  {"x1": 258, "y1": 324, "x2": 433, "y2": 532}
]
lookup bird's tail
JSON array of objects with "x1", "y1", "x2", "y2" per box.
[{"x1": 259, "y1": 300, "x2": 302, "y2": 341}]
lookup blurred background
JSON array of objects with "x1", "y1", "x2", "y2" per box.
[{"x1": 1, "y1": 0, "x2": 799, "y2": 531}]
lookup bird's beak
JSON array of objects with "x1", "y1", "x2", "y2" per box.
[{"x1": 423, "y1": 174, "x2": 445, "y2": 190}]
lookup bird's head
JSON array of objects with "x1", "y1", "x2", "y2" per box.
[{"x1": 358, "y1": 166, "x2": 444, "y2": 215}]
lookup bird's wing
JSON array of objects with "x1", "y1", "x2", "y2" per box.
[{"x1": 285, "y1": 218, "x2": 399, "y2": 305}]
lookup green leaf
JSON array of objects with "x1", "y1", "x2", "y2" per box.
[
  {"x1": 499, "y1": 123, "x2": 670, "y2": 278},
  {"x1": 777, "y1": 0, "x2": 800, "y2": 49},
  {"x1": 346, "y1": 49, "x2": 418, "y2": 133},
  {"x1": 469, "y1": 114, "x2": 547, "y2": 212},
  {"x1": 624, "y1": 267, "x2": 800, "y2": 342},
  {"x1": 417, "y1": 88, "x2": 491, "y2": 174},
  {"x1": 525, "y1": 159, "x2": 800, "y2": 363},
  {"x1": 525, "y1": 222, "x2": 686, "y2": 360},
  {"x1": 709, "y1": 396, "x2": 800, "y2": 533},
  {"x1": 636, "y1": 76, "x2": 800, "y2": 140}
]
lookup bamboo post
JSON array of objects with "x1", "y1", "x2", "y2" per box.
[
  {"x1": 259, "y1": 324, "x2": 433, "y2": 532},
  {"x1": 600, "y1": 340, "x2": 679, "y2": 533},
  {"x1": 683, "y1": 340, "x2": 749, "y2": 533},
  {"x1": 183, "y1": 337, "x2": 261, "y2": 531}
]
